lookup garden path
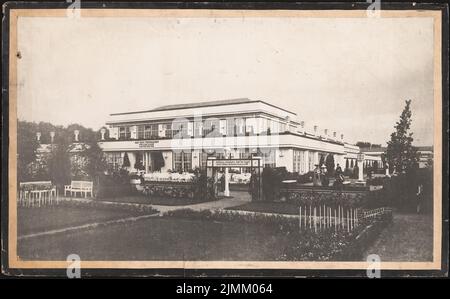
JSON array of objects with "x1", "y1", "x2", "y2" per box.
[
  {"x1": 150, "y1": 191, "x2": 251, "y2": 214},
  {"x1": 58, "y1": 190, "x2": 251, "y2": 214}
]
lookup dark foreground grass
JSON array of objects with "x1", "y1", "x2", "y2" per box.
[
  {"x1": 18, "y1": 206, "x2": 143, "y2": 236},
  {"x1": 226, "y1": 201, "x2": 300, "y2": 215},
  {"x1": 18, "y1": 217, "x2": 293, "y2": 261}
]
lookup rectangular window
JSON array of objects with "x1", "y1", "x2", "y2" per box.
[
  {"x1": 293, "y1": 150, "x2": 299, "y2": 173},
  {"x1": 309, "y1": 151, "x2": 315, "y2": 171},
  {"x1": 105, "y1": 152, "x2": 123, "y2": 170},
  {"x1": 194, "y1": 121, "x2": 203, "y2": 137},
  {"x1": 236, "y1": 118, "x2": 245, "y2": 136},
  {"x1": 172, "y1": 122, "x2": 188, "y2": 138},
  {"x1": 203, "y1": 119, "x2": 220, "y2": 136},
  {"x1": 173, "y1": 151, "x2": 192, "y2": 172},
  {"x1": 137, "y1": 125, "x2": 145, "y2": 139},
  {"x1": 227, "y1": 118, "x2": 236, "y2": 136},
  {"x1": 183, "y1": 152, "x2": 192, "y2": 171},
  {"x1": 173, "y1": 151, "x2": 183, "y2": 172},
  {"x1": 146, "y1": 124, "x2": 158, "y2": 139},
  {"x1": 245, "y1": 118, "x2": 256, "y2": 135},
  {"x1": 272, "y1": 121, "x2": 279, "y2": 134},
  {"x1": 163, "y1": 123, "x2": 172, "y2": 138},
  {"x1": 137, "y1": 125, "x2": 158, "y2": 139}
]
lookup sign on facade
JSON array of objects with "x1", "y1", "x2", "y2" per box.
[
  {"x1": 134, "y1": 140, "x2": 159, "y2": 148},
  {"x1": 211, "y1": 159, "x2": 253, "y2": 168}
]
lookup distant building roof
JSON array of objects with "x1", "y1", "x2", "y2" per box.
[
  {"x1": 416, "y1": 146, "x2": 433, "y2": 152},
  {"x1": 110, "y1": 98, "x2": 297, "y2": 116},
  {"x1": 360, "y1": 147, "x2": 386, "y2": 153},
  {"x1": 361, "y1": 146, "x2": 433, "y2": 153},
  {"x1": 152, "y1": 98, "x2": 253, "y2": 112}
]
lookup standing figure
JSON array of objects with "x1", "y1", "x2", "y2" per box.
[
  {"x1": 416, "y1": 184, "x2": 424, "y2": 214},
  {"x1": 313, "y1": 165, "x2": 321, "y2": 186},
  {"x1": 320, "y1": 164, "x2": 329, "y2": 187},
  {"x1": 334, "y1": 163, "x2": 344, "y2": 190}
]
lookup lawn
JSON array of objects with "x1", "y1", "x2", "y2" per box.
[
  {"x1": 226, "y1": 201, "x2": 300, "y2": 215},
  {"x1": 18, "y1": 206, "x2": 144, "y2": 236},
  {"x1": 18, "y1": 217, "x2": 291, "y2": 261},
  {"x1": 96, "y1": 195, "x2": 215, "y2": 206}
]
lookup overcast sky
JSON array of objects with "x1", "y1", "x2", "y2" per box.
[{"x1": 17, "y1": 15, "x2": 434, "y2": 146}]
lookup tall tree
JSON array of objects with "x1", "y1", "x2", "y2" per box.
[
  {"x1": 386, "y1": 100, "x2": 419, "y2": 173},
  {"x1": 47, "y1": 139, "x2": 71, "y2": 188},
  {"x1": 325, "y1": 154, "x2": 335, "y2": 175},
  {"x1": 17, "y1": 121, "x2": 38, "y2": 181}
]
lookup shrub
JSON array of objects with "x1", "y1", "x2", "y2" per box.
[{"x1": 97, "y1": 169, "x2": 134, "y2": 198}]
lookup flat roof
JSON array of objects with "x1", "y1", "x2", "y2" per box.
[{"x1": 110, "y1": 98, "x2": 297, "y2": 116}]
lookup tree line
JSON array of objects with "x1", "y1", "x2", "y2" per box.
[{"x1": 17, "y1": 120, "x2": 108, "y2": 188}]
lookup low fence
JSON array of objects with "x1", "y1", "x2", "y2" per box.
[
  {"x1": 296, "y1": 205, "x2": 392, "y2": 233},
  {"x1": 18, "y1": 181, "x2": 58, "y2": 208}
]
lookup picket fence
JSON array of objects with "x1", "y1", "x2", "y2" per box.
[
  {"x1": 18, "y1": 187, "x2": 59, "y2": 208},
  {"x1": 297, "y1": 205, "x2": 391, "y2": 233}
]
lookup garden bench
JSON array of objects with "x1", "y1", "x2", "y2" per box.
[{"x1": 64, "y1": 180, "x2": 93, "y2": 198}]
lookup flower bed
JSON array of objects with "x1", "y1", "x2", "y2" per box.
[
  {"x1": 143, "y1": 172, "x2": 195, "y2": 182},
  {"x1": 164, "y1": 208, "x2": 392, "y2": 261},
  {"x1": 280, "y1": 187, "x2": 385, "y2": 208},
  {"x1": 143, "y1": 182, "x2": 195, "y2": 199}
]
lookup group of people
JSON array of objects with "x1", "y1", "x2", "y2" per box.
[{"x1": 313, "y1": 163, "x2": 344, "y2": 188}]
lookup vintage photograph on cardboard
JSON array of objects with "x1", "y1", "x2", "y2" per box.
[{"x1": 2, "y1": 2, "x2": 448, "y2": 276}]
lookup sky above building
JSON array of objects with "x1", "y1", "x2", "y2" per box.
[{"x1": 16, "y1": 14, "x2": 435, "y2": 146}]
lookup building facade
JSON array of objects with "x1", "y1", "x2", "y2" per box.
[
  {"x1": 99, "y1": 98, "x2": 381, "y2": 174},
  {"x1": 361, "y1": 146, "x2": 433, "y2": 169}
]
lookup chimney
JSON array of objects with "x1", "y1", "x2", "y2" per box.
[
  {"x1": 300, "y1": 121, "x2": 305, "y2": 129},
  {"x1": 50, "y1": 131, "x2": 55, "y2": 143},
  {"x1": 341, "y1": 134, "x2": 344, "y2": 141},
  {"x1": 314, "y1": 125, "x2": 318, "y2": 134},
  {"x1": 324, "y1": 129, "x2": 328, "y2": 136},
  {"x1": 100, "y1": 128, "x2": 106, "y2": 140},
  {"x1": 74, "y1": 130, "x2": 79, "y2": 142},
  {"x1": 333, "y1": 131, "x2": 337, "y2": 138},
  {"x1": 36, "y1": 132, "x2": 41, "y2": 142}
]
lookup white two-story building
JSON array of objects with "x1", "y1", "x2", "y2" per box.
[{"x1": 98, "y1": 98, "x2": 381, "y2": 174}]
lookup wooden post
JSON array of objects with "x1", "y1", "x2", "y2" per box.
[
  {"x1": 351, "y1": 208, "x2": 353, "y2": 230},
  {"x1": 309, "y1": 205, "x2": 312, "y2": 229},
  {"x1": 339, "y1": 206, "x2": 342, "y2": 229},
  {"x1": 334, "y1": 208, "x2": 337, "y2": 232},
  {"x1": 319, "y1": 205, "x2": 322, "y2": 231},
  {"x1": 304, "y1": 205, "x2": 307, "y2": 228},
  {"x1": 299, "y1": 206, "x2": 302, "y2": 230},
  {"x1": 314, "y1": 207, "x2": 317, "y2": 233},
  {"x1": 347, "y1": 210, "x2": 350, "y2": 232},
  {"x1": 329, "y1": 207, "x2": 331, "y2": 229}
]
